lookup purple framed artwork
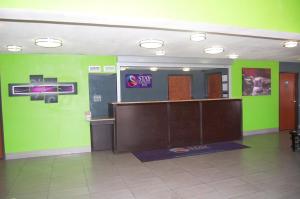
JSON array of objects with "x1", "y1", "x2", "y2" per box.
[
  {"x1": 9, "y1": 75, "x2": 77, "y2": 103},
  {"x1": 242, "y1": 68, "x2": 271, "y2": 96},
  {"x1": 125, "y1": 74, "x2": 152, "y2": 88}
]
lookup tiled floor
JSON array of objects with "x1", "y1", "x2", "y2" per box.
[{"x1": 1, "y1": 133, "x2": 300, "y2": 199}]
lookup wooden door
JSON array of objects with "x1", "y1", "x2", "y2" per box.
[
  {"x1": 0, "y1": 91, "x2": 3, "y2": 159},
  {"x1": 0, "y1": 122, "x2": 3, "y2": 159},
  {"x1": 168, "y1": 76, "x2": 192, "y2": 100},
  {"x1": 280, "y1": 73, "x2": 298, "y2": 131},
  {"x1": 207, "y1": 73, "x2": 222, "y2": 98}
]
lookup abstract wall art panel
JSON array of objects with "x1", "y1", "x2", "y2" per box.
[{"x1": 9, "y1": 75, "x2": 77, "y2": 103}]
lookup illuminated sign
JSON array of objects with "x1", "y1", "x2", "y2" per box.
[{"x1": 125, "y1": 74, "x2": 152, "y2": 88}]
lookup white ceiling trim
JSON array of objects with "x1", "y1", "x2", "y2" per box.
[
  {"x1": 118, "y1": 62, "x2": 230, "y2": 69},
  {"x1": 118, "y1": 56, "x2": 232, "y2": 68},
  {"x1": 1, "y1": 8, "x2": 300, "y2": 40}
]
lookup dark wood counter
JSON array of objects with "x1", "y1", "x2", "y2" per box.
[{"x1": 110, "y1": 99, "x2": 242, "y2": 153}]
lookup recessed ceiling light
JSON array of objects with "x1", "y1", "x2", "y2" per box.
[
  {"x1": 191, "y1": 33, "x2": 206, "y2": 41},
  {"x1": 182, "y1": 67, "x2": 190, "y2": 72},
  {"x1": 283, "y1": 41, "x2": 298, "y2": 48},
  {"x1": 150, "y1": 67, "x2": 158, "y2": 71},
  {"x1": 35, "y1": 38, "x2": 62, "y2": 48},
  {"x1": 120, "y1": 67, "x2": 128, "y2": 71},
  {"x1": 139, "y1": 39, "x2": 164, "y2": 49},
  {"x1": 204, "y1": 46, "x2": 224, "y2": 54},
  {"x1": 7, "y1": 45, "x2": 22, "y2": 52},
  {"x1": 155, "y1": 50, "x2": 165, "y2": 56},
  {"x1": 228, "y1": 54, "x2": 239, "y2": 59}
]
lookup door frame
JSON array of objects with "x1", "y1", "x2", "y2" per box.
[
  {"x1": 279, "y1": 72, "x2": 298, "y2": 131},
  {"x1": 0, "y1": 85, "x2": 5, "y2": 160},
  {"x1": 168, "y1": 74, "x2": 193, "y2": 100}
]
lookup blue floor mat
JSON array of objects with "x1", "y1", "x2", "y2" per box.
[{"x1": 133, "y1": 142, "x2": 249, "y2": 162}]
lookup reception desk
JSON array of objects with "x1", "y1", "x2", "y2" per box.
[{"x1": 110, "y1": 99, "x2": 242, "y2": 153}]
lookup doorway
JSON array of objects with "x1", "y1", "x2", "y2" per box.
[
  {"x1": 168, "y1": 75, "x2": 192, "y2": 100},
  {"x1": 89, "y1": 74, "x2": 117, "y2": 117},
  {"x1": 207, "y1": 73, "x2": 222, "y2": 98},
  {"x1": 0, "y1": 88, "x2": 4, "y2": 159},
  {"x1": 280, "y1": 72, "x2": 298, "y2": 131}
]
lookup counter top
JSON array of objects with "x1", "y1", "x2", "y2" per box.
[
  {"x1": 90, "y1": 117, "x2": 115, "y2": 122},
  {"x1": 111, "y1": 98, "x2": 241, "y2": 105},
  {"x1": 90, "y1": 117, "x2": 115, "y2": 125}
]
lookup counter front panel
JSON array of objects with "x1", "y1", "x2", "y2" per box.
[
  {"x1": 169, "y1": 101, "x2": 201, "y2": 147},
  {"x1": 202, "y1": 100, "x2": 242, "y2": 144},
  {"x1": 114, "y1": 103, "x2": 169, "y2": 152}
]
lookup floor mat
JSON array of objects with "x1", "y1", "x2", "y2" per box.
[{"x1": 133, "y1": 142, "x2": 249, "y2": 162}]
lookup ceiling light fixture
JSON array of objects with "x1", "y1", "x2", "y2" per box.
[
  {"x1": 182, "y1": 67, "x2": 190, "y2": 72},
  {"x1": 120, "y1": 67, "x2": 128, "y2": 71},
  {"x1": 35, "y1": 38, "x2": 62, "y2": 48},
  {"x1": 283, "y1": 41, "x2": 298, "y2": 48},
  {"x1": 204, "y1": 46, "x2": 224, "y2": 54},
  {"x1": 150, "y1": 67, "x2": 158, "y2": 71},
  {"x1": 190, "y1": 33, "x2": 206, "y2": 41},
  {"x1": 7, "y1": 45, "x2": 22, "y2": 52},
  {"x1": 139, "y1": 39, "x2": 164, "y2": 49},
  {"x1": 228, "y1": 54, "x2": 239, "y2": 59},
  {"x1": 155, "y1": 50, "x2": 165, "y2": 56}
]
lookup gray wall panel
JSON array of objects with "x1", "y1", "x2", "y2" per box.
[{"x1": 121, "y1": 69, "x2": 228, "y2": 102}]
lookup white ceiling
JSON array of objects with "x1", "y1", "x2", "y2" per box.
[{"x1": 0, "y1": 9, "x2": 300, "y2": 63}]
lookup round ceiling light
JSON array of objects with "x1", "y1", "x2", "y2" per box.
[
  {"x1": 35, "y1": 38, "x2": 62, "y2": 48},
  {"x1": 155, "y1": 50, "x2": 165, "y2": 56},
  {"x1": 150, "y1": 67, "x2": 158, "y2": 71},
  {"x1": 204, "y1": 46, "x2": 224, "y2": 54},
  {"x1": 283, "y1": 41, "x2": 298, "y2": 48},
  {"x1": 7, "y1": 45, "x2": 22, "y2": 52},
  {"x1": 190, "y1": 33, "x2": 206, "y2": 41},
  {"x1": 182, "y1": 67, "x2": 190, "y2": 72},
  {"x1": 139, "y1": 39, "x2": 164, "y2": 49},
  {"x1": 228, "y1": 54, "x2": 239, "y2": 59}
]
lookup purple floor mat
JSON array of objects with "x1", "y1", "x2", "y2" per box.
[{"x1": 133, "y1": 142, "x2": 249, "y2": 162}]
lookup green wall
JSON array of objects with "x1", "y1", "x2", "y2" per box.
[
  {"x1": 1, "y1": 0, "x2": 300, "y2": 33},
  {"x1": 0, "y1": 54, "x2": 116, "y2": 154},
  {"x1": 231, "y1": 60, "x2": 279, "y2": 132}
]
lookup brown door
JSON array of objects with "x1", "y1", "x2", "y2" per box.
[
  {"x1": 207, "y1": 73, "x2": 222, "y2": 98},
  {"x1": 280, "y1": 73, "x2": 298, "y2": 131},
  {"x1": 0, "y1": 93, "x2": 3, "y2": 159},
  {"x1": 168, "y1": 76, "x2": 192, "y2": 100},
  {"x1": 0, "y1": 122, "x2": 3, "y2": 159}
]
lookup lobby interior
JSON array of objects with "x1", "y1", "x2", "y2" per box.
[{"x1": 0, "y1": 1, "x2": 300, "y2": 199}]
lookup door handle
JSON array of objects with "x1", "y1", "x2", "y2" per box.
[{"x1": 293, "y1": 100, "x2": 296, "y2": 103}]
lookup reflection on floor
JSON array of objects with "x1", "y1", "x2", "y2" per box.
[{"x1": 0, "y1": 133, "x2": 300, "y2": 199}]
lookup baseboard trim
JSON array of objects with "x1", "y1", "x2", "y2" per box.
[
  {"x1": 243, "y1": 128, "x2": 278, "y2": 136},
  {"x1": 5, "y1": 146, "x2": 91, "y2": 160}
]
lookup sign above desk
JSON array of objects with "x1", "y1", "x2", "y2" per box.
[{"x1": 125, "y1": 74, "x2": 152, "y2": 88}]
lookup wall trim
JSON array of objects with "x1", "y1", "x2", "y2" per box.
[
  {"x1": 243, "y1": 128, "x2": 278, "y2": 136},
  {"x1": 5, "y1": 146, "x2": 91, "y2": 160}
]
